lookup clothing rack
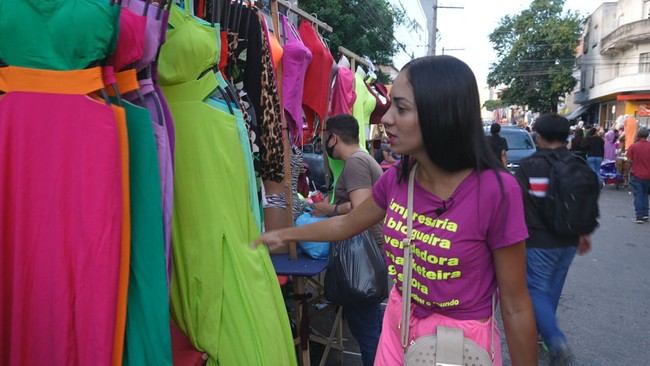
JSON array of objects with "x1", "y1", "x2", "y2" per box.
[
  {"x1": 269, "y1": 3, "x2": 342, "y2": 366},
  {"x1": 276, "y1": 0, "x2": 332, "y2": 33},
  {"x1": 338, "y1": 46, "x2": 369, "y2": 71}
]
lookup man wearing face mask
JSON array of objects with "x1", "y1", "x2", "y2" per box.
[{"x1": 310, "y1": 113, "x2": 385, "y2": 366}]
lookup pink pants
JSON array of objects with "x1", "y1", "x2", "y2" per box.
[{"x1": 374, "y1": 287, "x2": 502, "y2": 366}]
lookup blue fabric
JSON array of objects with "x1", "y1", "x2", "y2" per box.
[
  {"x1": 295, "y1": 211, "x2": 330, "y2": 259},
  {"x1": 343, "y1": 302, "x2": 383, "y2": 366},
  {"x1": 630, "y1": 175, "x2": 650, "y2": 219},
  {"x1": 526, "y1": 246, "x2": 577, "y2": 351},
  {"x1": 587, "y1": 156, "x2": 603, "y2": 185}
]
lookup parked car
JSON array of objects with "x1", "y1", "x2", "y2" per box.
[{"x1": 485, "y1": 126, "x2": 536, "y2": 174}]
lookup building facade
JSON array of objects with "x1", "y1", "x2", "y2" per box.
[{"x1": 573, "y1": 0, "x2": 650, "y2": 130}]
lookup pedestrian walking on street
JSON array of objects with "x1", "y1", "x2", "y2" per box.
[
  {"x1": 487, "y1": 122, "x2": 509, "y2": 168},
  {"x1": 626, "y1": 127, "x2": 650, "y2": 223},
  {"x1": 515, "y1": 113, "x2": 600, "y2": 366},
  {"x1": 584, "y1": 127, "x2": 605, "y2": 186},
  {"x1": 253, "y1": 55, "x2": 538, "y2": 366}
]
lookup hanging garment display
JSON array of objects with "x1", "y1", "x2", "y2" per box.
[
  {"x1": 122, "y1": 0, "x2": 176, "y2": 284},
  {"x1": 0, "y1": 66, "x2": 123, "y2": 366},
  {"x1": 329, "y1": 66, "x2": 356, "y2": 116},
  {"x1": 368, "y1": 82, "x2": 391, "y2": 124},
  {"x1": 158, "y1": 3, "x2": 296, "y2": 365},
  {"x1": 280, "y1": 14, "x2": 312, "y2": 142},
  {"x1": 257, "y1": 11, "x2": 286, "y2": 183},
  {"x1": 299, "y1": 19, "x2": 334, "y2": 137},
  {"x1": 105, "y1": 6, "x2": 173, "y2": 363},
  {"x1": 352, "y1": 71, "x2": 376, "y2": 147},
  {"x1": 0, "y1": 2, "x2": 123, "y2": 365}
]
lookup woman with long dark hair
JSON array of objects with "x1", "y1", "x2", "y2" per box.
[
  {"x1": 252, "y1": 56, "x2": 537, "y2": 365},
  {"x1": 488, "y1": 122, "x2": 509, "y2": 168},
  {"x1": 569, "y1": 127, "x2": 587, "y2": 160}
]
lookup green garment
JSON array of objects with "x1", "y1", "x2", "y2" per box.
[
  {"x1": 160, "y1": 8, "x2": 297, "y2": 358},
  {"x1": 0, "y1": 0, "x2": 119, "y2": 70},
  {"x1": 352, "y1": 72, "x2": 376, "y2": 147},
  {"x1": 111, "y1": 98, "x2": 172, "y2": 366},
  {"x1": 209, "y1": 88, "x2": 263, "y2": 232}
]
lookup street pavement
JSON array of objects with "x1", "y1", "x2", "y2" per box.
[{"x1": 304, "y1": 184, "x2": 649, "y2": 366}]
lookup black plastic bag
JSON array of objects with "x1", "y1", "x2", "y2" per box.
[{"x1": 324, "y1": 230, "x2": 389, "y2": 307}]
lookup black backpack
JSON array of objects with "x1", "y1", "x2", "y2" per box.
[{"x1": 542, "y1": 152, "x2": 600, "y2": 236}]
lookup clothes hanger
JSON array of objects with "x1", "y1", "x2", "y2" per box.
[
  {"x1": 234, "y1": 0, "x2": 244, "y2": 33},
  {"x1": 143, "y1": 0, "x2": 151, "y2": 16},
  {"x1": 210, "y1": 0, "x2": 219, "y2": 27},
  {"x1": 242, "y1": 2, "x2": 253, "y2": 40},
  {"x1": 223, "y1": 0, "x2": 231, "y2": 30},
  {"x1": 156, "y1": 0, "x2": 168, "y2": 20}
]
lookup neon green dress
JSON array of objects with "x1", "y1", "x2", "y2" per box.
[{"x1": 158, "y1": 3, "x2": 296, "y2": 366}]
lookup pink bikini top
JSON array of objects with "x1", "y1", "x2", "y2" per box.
[{"x1": 280, "y1": 14, "x2": 313, "y2": 138}]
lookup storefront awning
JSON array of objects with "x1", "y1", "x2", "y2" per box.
[{"x1": 565, "y1": 104, "x2": 591, "y2": 120}]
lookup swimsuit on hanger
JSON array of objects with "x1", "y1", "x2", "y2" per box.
[
  {"x1": 298, "y1": 19, "x2": 334, "y2": 132},
  {"x1": 280, "y1": 14, "x2": 313, "y2": 141}
]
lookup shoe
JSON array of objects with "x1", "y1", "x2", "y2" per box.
[
  {"x1": 643, "y1": 216, "x2": 649, "y2": 222},
  {"x1": 632, "y1": 218, "x2": 645, "y2": 224},
  {"x1": 550, "y1": 343, "x2": 575, "y2": 366}
]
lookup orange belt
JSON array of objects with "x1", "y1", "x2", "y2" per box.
[{"x1": 0, "y1": 66, "x2": 105, "y2": 94}]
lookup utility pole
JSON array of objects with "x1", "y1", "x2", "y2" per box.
[{"x1": 429, "y1": 0, "x2": 463, "y2": 55}]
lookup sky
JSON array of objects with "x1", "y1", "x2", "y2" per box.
[{"x1": 391, "y1": 0, "x2": 603, "y2": 89}]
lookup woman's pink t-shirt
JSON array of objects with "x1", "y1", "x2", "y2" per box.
[{"x1": 372, "y1": 166, "x2": 528, "y2": 319}]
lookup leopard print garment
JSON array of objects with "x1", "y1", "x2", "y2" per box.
[{"x1": 257, "y1": 12, "x2": 285, "y2": 182}]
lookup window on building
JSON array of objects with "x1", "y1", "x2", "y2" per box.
[
  {"x1": 580, "y1": 69, "x2": 586, "y2": 92},
  {"x1": 590, "y1": 67, "x2": 595, "y2": 88},
  {"x1": 645, "y1": 0, "x2": 650, "y2": 19},
  {"x1": 583, "y1": 33, "x2": 589, "y2": 54},
  {"x1": 640, "y1": 53, "x2": 650, "y2": 73},
  {"x1": 615, "y1": 62, "x2": 620, "y2": 77}
]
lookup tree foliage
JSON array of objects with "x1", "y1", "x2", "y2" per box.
[
  {"x1": 487, "y1": 0, "x2": 583, "y2": 112},
  {"x1": 483, "y1": 99, "x2": 508, "y2": 111},
  {"x1": 299, "y1": 0, "x2": 405, "y2": 67}
]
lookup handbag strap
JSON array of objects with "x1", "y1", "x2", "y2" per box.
[
  {"x1": 400, "y1": 164, "x2": 417, "y2": 349},
  {"x1": 400, "y1": 164, "x2": 496, "y2": 362}
]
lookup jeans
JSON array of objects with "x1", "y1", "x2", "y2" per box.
[
  {"x1": 343, "y1": 302, "x2": 383, "y2": 366},
  {"x1": 630, "y1": 175, "x2": 650, "y2": 219},
  {"x1": 526, "y1": 246, "x2": 577, "y2": 351},
  {"x1": 587, "y1": 156, "x2": 603, "y2": 185}
]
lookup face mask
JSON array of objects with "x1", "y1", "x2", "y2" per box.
[{"x1": 325, "y1": 134, "x2": 336, "y2": 159}]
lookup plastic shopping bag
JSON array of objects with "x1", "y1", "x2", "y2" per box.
[
  {"x1": 295, "y1": 211, "x2": 330, "y2": 259},
  {"x1": 324, "y1": 230, "x2": 389, "y2": 307}
]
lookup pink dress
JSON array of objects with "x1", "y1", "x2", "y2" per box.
[{"x1": 0, "y1": 66, "x2": 123, "y2": 366}]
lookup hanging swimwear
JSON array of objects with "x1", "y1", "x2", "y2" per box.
[
  {"x1": 280, "y1": 14, "x2": 313, "y2": 142},
  {"x1": 299, "y1": 19, "x2": 334, "y2": 134}
]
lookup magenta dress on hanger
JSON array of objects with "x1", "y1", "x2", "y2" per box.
[{"x1": 0, "y1": 2, "x2": 122, "y2": 365}]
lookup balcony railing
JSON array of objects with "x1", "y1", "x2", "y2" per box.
[{"x1": 601, "y1": 19, "x2": 650, "y2": 55}]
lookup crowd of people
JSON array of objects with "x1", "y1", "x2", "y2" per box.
[{"x1": 251, "y1": 55, "x2": 649, "y2": 366}]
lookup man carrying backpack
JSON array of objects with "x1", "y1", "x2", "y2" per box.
[{"x1": 515, "y1": 113, "x2": 600, "y2": 366}]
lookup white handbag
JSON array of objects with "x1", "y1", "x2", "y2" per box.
[{"x1": 401, "y1": 164, "x2": 495, "y2": 366}]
